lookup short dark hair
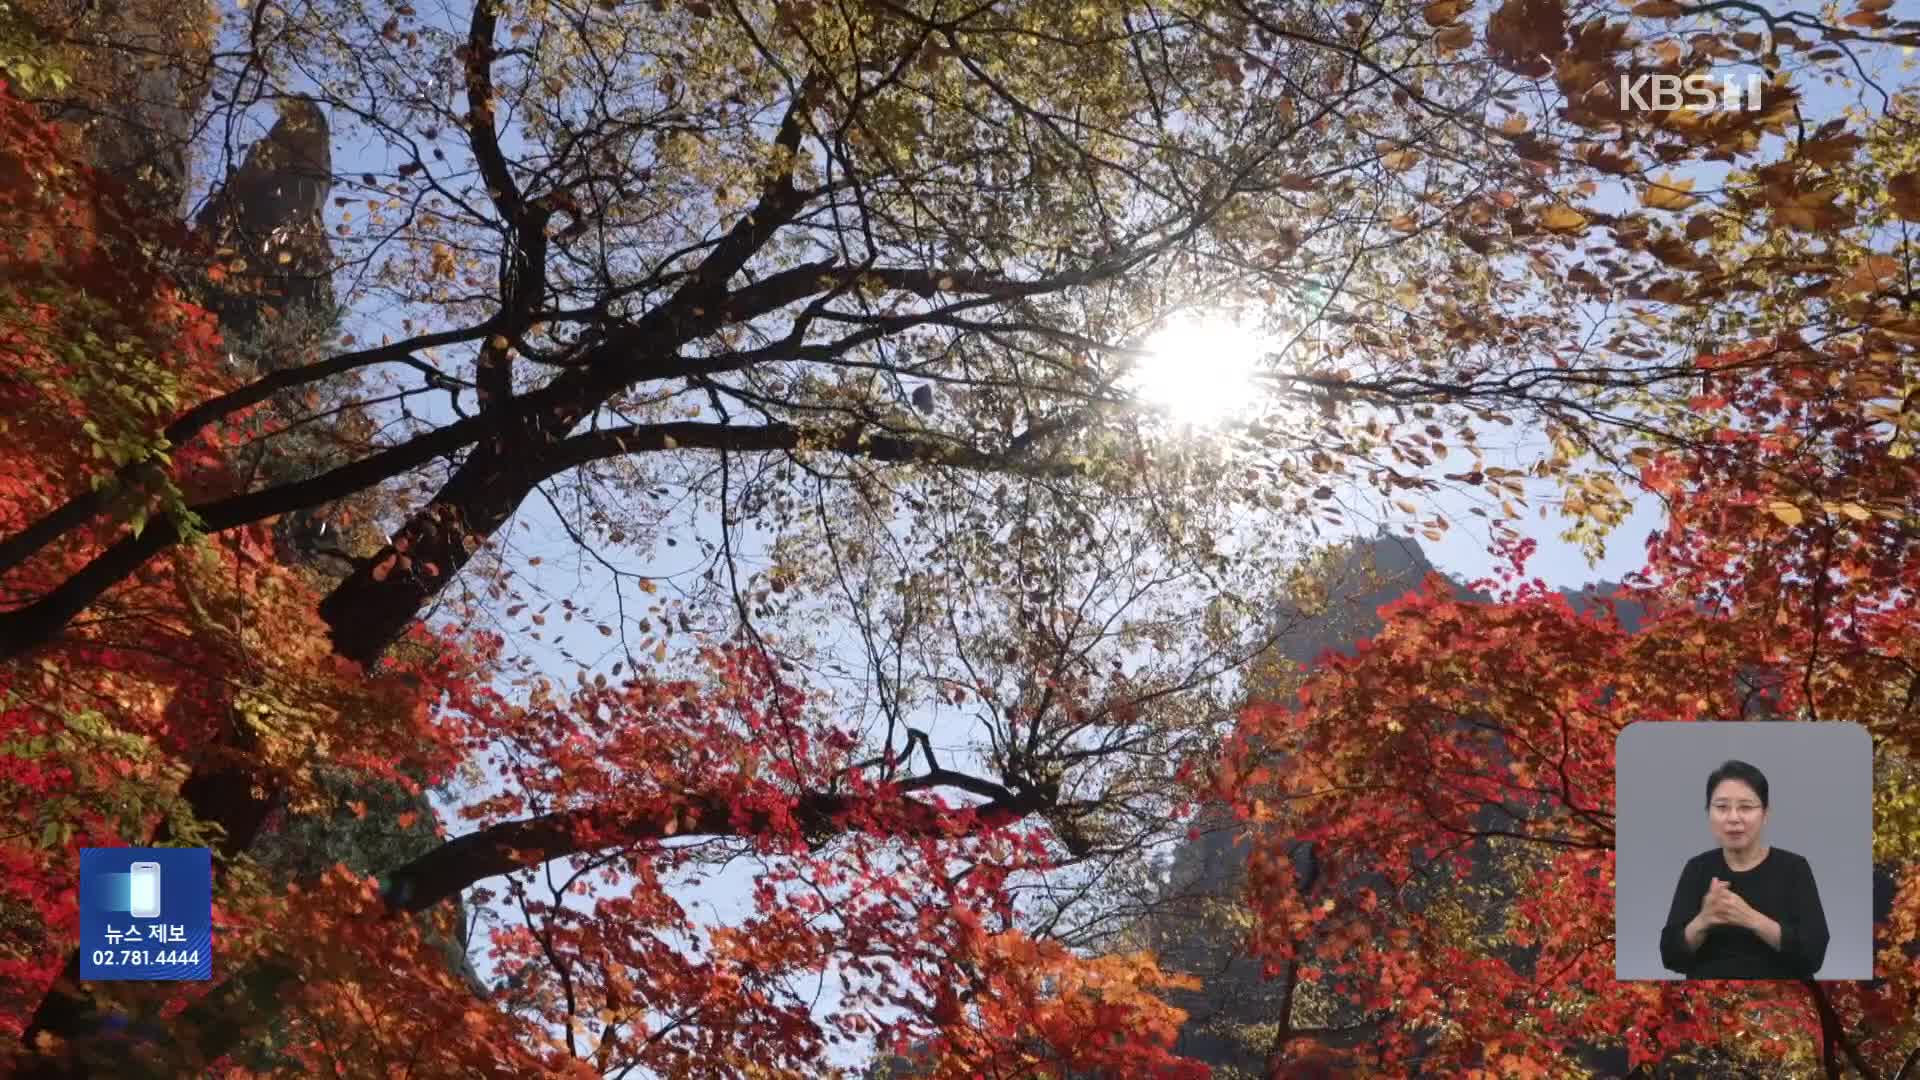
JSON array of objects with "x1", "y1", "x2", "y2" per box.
[{"x1": 1705, "y1": 759, "x2": 1769, "y2": 809}]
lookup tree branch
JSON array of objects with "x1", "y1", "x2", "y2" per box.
[
  {"x1": 1802, "y1": 979, "x2": 1878, "y2": 1080},
  {"x1": 0, "y1": 327, "x2": 485, "y2": 581},
  {"x1": 545, "y1": 419, "x2": 1089, "y2": 478},
  {"x1": 82, "y1": 778, "x2": 1055, "y2": 1076}
]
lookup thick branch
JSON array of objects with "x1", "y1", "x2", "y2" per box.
[
  {"x1": 461, "y1": 0, "x2": 522, "y2": 222},
  {"x1": 591, "y1": 71, "x2": 821, "y2": 391},
  {"x1": 0, "y1": 395, "x2": 525, "y2": 663},
  {"x1": 546, "y1": 419, "x2": 1090, "y2": 477},
  {"x1": 382, "y1": 783, "x2": 1045, "y2": 914},
  {"x1": 463, "y1": 0, "x2": 549, "y2": 411},
  {"x1": 0, "y1": 252, "x2": 1096, "y2": 638},
  {"x1": 120, "y1": 780, "x2": 1050, "y2": 1075},
  {"x1": 0, "y1": 329, "x2": 483, "y2": 581}
]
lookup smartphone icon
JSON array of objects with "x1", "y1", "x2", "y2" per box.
[{"x1": 129, "y1": 862, "x2": 161, "y2": 919}]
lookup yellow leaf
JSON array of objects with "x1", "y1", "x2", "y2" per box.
[
  {"x1": 1839, "y1": 502, "x2": 1872, "y2": 521},
  {"x1": 1767, "y1": 501, "x2": 1804, "y2": 526},
  {"x1": 1641, "y1": 173, "x2": 1697, "y2": 211},
  {"x1": 1540, "y1": 205, "x2": 1588, "y2": 234}
]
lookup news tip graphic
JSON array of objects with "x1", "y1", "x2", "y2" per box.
[{"x1": 79, "y1": 847, "x2": 212, "y2": 981}]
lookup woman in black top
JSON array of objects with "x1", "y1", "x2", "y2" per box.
[{"x1": 1659, "y1": 760, "x2": 1830, "y2": 979}]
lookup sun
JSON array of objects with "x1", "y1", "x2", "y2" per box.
[{"x1": 1127, "y1": 312, "x2": 1270, "y2": 426}]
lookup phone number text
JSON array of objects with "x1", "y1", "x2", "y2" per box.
[{"x1": 89, "y1": 949, "x2": 200, "y2": 966}]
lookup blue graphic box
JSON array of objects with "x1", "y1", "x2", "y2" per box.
[{"x1": 79, "y1": 847, "x2": 212, "y2": 980}]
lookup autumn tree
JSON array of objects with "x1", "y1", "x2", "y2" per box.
[
  {"x1": 1161, "y1": 9, "x2": 1920, "y2": 1070},
  {"x1": 4, "y1": 3, "x2": 478, "y2": 1051},
  {"x1": 3, "y1": 84, "x2": 1232, "y2": 1074},
  {"x1": 0, "y1": 68, "x2": 481, "y2": 1055},
  {"x1": 9, "y1": 0, "x2": 1920, "y2": 1074},
  {"x1": 1216, "y1": 327, "x2": 1920, "y2": 1075},
  {"x1": 2, "y1": 0, "x2": 1494, "y2": 1068}
]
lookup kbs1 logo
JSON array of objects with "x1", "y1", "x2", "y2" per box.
[{"x1": 1616, "y1": 72, "x2": 1765, "y2": 113}]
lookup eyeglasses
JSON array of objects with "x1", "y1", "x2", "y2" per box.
[{"x1": 1710, "y1": 802, "x2": 1762, "y2": 814}]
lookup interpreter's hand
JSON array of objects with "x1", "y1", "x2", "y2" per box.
[
  {"x1": 1715, "y1": 882, "x2": 1764, "y2": 931},
  {"x1": 1696, "y1": 877, "x2": 1730, "y2": 927},
  {"x1": 1702, "y1": 878, "x2": 1760, "y2": 931}
]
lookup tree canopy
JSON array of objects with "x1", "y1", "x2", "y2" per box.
[{"x1": 5, "y1": 0, "x2": 1920, "y2": 1074}]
